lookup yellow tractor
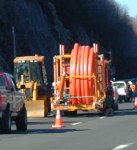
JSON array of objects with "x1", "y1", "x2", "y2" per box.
[{"x1": 13, "y1": 54, "x2": 51, "y2": 117}]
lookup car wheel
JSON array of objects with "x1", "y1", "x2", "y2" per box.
[
  {"x1": 0, "y1": 107, "x2": 11, "y2": 134},
  {"x1": 14, "y1": 105, "x2": 27, "y2": 131},
  {"x1": 118, "y1": 97, "x2": 122, "y2": 103},
  {"x1": 115, "y1": 103, "x2": 119, "y2": 111}
]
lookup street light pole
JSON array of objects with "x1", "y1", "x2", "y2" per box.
[{"x1": 12, "y1": 26, "x2": 16, "y2": 58}]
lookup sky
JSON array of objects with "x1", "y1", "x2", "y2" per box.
[{"x1": 115, "y1": 0, "x2": 137, "y2": 17}]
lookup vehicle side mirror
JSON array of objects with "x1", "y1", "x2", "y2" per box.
[{"x1": 20, "y1": 85, "x2": 26, "y2": 89}]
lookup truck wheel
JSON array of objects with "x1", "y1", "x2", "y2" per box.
[
  {"x1": 68, "y1": 111, "x2": 77, "y2": 117},
  {"x1": 0, "y1": 108, "x2": 11, "y2": 134},
  {"x1": 115, "y1": 103, "x2": 119, "y2": 111},
  {"x1": 118, "y1": 97, "x2": 122, "y2": 103},
  {"x1": 98, "y1": 111, "x2": 105, "y2": 116},
  {"x1": 15, "y1": 105, "x2": 27, "y2": 131},
  {"x1": 44, "y1": 99, "x2": 49, "y2": 117},
  {"x1": 62, "y1": 111, "x2": 68, "y2": 116}
]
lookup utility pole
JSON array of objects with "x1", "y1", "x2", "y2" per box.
[{"x1": 12, "y1": 26, "x2": 16, "y2": 58}]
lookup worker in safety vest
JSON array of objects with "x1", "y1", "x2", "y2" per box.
[
  {"x1": 128, "y1": 81, "x2": 136, "y2": 102},
  {"x1": 130, "y1": 83, "x2": 136, "y2": 93}
]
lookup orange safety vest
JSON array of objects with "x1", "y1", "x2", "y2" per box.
[{"x1": 130, "y1": 84, "x2": 136, "y2": 92}]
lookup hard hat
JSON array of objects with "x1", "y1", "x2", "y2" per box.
[
  {"x1": 52, "y1": 82, "x2": 55, "y2": 87},
  {"x1": 128, "y1": 81, "x2": 132, "y2": 85}
]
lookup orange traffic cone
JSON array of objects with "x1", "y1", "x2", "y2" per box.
[
  {"x1": 134, "y1": 97, "x2": 137, "y2": 109},
  {"x1": 52, "y1": 107, "x2": 64, "y2": 128}
]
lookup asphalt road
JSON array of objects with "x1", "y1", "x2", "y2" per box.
[{"x1": 0, "y1": 102, "x2": 137, "y2": 150}]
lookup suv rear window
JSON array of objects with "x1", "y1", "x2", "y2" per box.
[
  {"x1": 113, "y1": 82, "x2": 126, "y2": 87},
  {"x1": 116, "y1": 83, "x2": 125, "y2": 88}
]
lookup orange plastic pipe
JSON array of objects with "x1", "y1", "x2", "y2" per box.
[
  {"x1": 76, "y1": 46, "x2": 82, "y2": 104},
  {"x1": 70, "y1": 43, "x2": 79, "y2": 104},
  {"x1": 88, "y1": 48, "x2": 95, "y2": 103},
  {"x1": 84, "y1": 46, "x2": 90, "y2": 104},
  {"x1": 72, "y1": 43, "x2": 79, "y2": 104},
  {"x1": 80, "y1": 46, "x2": 85, "y2": 104}
]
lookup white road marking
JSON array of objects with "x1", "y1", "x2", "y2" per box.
[
  {"x1": 112, "y1": 143, "x2": 133, "y2": 150},
  {"x1": 72, "y1": 122, "x2": 82, "y2": 126},
  {"x1": 100, "y1": 117, "x2": 106, "y2": 119}
]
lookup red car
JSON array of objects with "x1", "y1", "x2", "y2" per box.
[{"x1": 0, "y1": 72, "x2": 27, "y2": 133}]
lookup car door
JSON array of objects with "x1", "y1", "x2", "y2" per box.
[
  {"x1": 0, "y1": 74, "x2": 12, "y2": 111},
  {"x1": 8, "y1": 75, "x2": 24, "y2": 112}
]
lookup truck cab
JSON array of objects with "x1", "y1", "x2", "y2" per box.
[{"x1": 13, "y1": 55, "x2": 51, "y2": 117}]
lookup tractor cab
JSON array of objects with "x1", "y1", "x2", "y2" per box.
[
  {"x1": 13, "y1": 55, "x2": 50, "y2": 117},
  {"x1": 14, "y1": 60, "x2": 45, "y2": 85}
]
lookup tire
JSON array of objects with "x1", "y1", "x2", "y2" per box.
[
  {"x1": 61, "y1": 110, "x2": 69, "y2": 116},
  {"x1": 98, "y1": 111, "x2": 105, "y2": 116},
  {"x1": 14, "y1": 105, "x2": 27, "y2": 131},
  {"x1": 118, "y1": 96, "x2": 122, "y2": 103},
  {"x1": 0, "y1": 107, "x2": 11, "y2": 134},
  {"x1": 68, "y1": 111, "x2": 77, "y2": 117},
  {"x1": 115, "y1": 103, "x2": 119, "y2": 111},
  {"x1": 125, "y1": 97, "x2": 129, "y2": 102},
  {"x1": 44, "y1": 99, "x2": 49, "y2": 117}
]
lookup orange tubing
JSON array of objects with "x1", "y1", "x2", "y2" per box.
[
  {"x1": 70, "y1": 44, "x2": 96, "y2": 105},
  {"x1": 70, "y1": 43, "x2": 79, "y2": 104},
  {"x1": 80, "y1": 46, "x2": 85, "y2": 104},
  {"x1": 88, "y1": 48, "x2": 95, "y2": 103},
  {"x1": 76, "y1": 46, "x2": 82, "y2": 104},
  {"x1": 84, "y1": 46, "x2": 90, "y2": 104}
]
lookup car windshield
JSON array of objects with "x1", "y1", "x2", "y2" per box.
[
  {"x1": 14, "y1": 62, "x2": 30, "y2": 82},
  {"x1": 14, "y1": 61, "x2": 44, "y2": 84}
]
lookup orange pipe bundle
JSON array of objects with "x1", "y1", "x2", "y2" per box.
[
  {"x1": 69, "y1": 43, "x2": 79, "y2": 104},
  {"x1": 76, "y1": 46, "x2": 82, "y2": 104},
  {"x1": 88, "y1": 48, "x2": 95, "y2": 101},
  {"x1": 69, "y1": 43, "x2": 95, "y2": 105},
  {"x1": 80, "y1": 46, "x2": 85, "y2": 103}
]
